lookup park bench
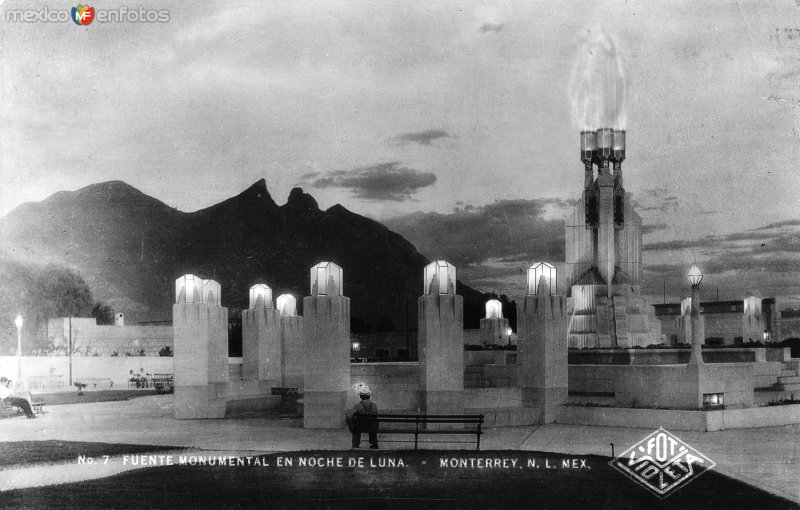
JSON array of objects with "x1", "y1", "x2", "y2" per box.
[
  {"x1": 74, "y1": 378, "x2": 114, "y2": 392},
  {"x1": 353, "y1": 413, "x2": 485, "y2": 451},
  {"x1": 152, "y1": 374, "x2": 174, "y2": 394},
  {"x1": 271, "y1": 387, "x2": 300, "y2": 402},
  {"x1": 1, "y1": 394, "x2": 45, "y2": 415}
]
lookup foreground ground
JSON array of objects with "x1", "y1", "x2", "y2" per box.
[
  {"x1": 1, "y1": 446, "x2": 795, "y2": 509},
  {"x1": 0, "y1": 395, "x2": 797, "y2": 507}
]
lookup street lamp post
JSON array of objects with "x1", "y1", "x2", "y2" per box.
[
  {"x1": 687, "y1": 264, "x2": 704, "y2": 365},
  {"x1": 14, "y1": 314, "x2": 23, "y2": 386}
]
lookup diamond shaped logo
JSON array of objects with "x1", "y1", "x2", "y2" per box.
[{"x1": 609, "y1": 427, "x2": 716, "y2": 499}]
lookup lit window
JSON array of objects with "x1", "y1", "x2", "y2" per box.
[{"x1": 702, "y1": 393, "x2": 724, "y2": 408}]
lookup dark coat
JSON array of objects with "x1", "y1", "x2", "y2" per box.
[{"x1": 347, "y1": 400, "x2": 378, "y2": 432}]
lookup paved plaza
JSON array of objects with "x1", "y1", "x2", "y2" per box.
[{"x1": 0, "y1": 395, "x2": 797, "y2": 503}]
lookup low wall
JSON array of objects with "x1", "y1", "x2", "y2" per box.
[
  {"x1": 464, "y1": 351, "x2": 516, "y2": 366},
  {"x1": 47, "y1": 318, "x2": 172, "y2": 356},
  {"x1": 0, "y1": 356, "x2": 174, "y2": 390},
  {"x1": 753, "y1": 362, "x2": 785, "y2": 388},
  {"x1": 567, "y1": 347, "x2": 790, "y2": 365},
  {"x1": 570, "y1": 363, "x2": 754, "y2": 409},
  {"x1": 557, "y1": 403, "x2": 800, "y2": 431}
]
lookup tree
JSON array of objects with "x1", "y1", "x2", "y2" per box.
[
  {"x1": 0, "y1": 260, "x2": 113, "y2": 353},
  {"x1": 91, "y1": 302, "x2": 115, "y2": 325}
]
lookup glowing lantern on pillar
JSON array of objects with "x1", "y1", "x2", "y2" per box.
[
  {"x1": 485, "y1": 300, "x2": 503, "y2": 319},
  {"x1": 175, "y1": 274, "x2": 200, "y2": 303},
  {"x1": 201, "y1": 279, "x2": 221, "y2": 306},
  {"x1": 527, "y1": 262, "x2": 556, "y2": 295},
  {"x1": 310, "y1": 262, "x2": 343, "y2": 296},
  {"x1": 249, "y1": 284, "x2": 273, "y2": 309},
  {"x1": 277, "y1": 294, "x2": 297, "y2": 316},
  {"x1": 424, "y1": 260, "x2": 456, "y2": 295}
]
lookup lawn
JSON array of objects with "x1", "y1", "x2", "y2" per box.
[
  {"x1": 0, "y1": 441, "x2": 182, "y2": 468},
  {"x1": 34, "y1": 390, "x2": 158, "y2": 406},
  {"x1": 2, "y1": 449, "x2": 796, "y2": 509}
]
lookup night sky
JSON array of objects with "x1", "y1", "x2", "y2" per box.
[{"x1": 2, "y1": 1, "x2": 799, "y2": 307}]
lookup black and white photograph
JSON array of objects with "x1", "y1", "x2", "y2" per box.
[{"x1": 0, "y1": 1, "x2": 799, "y2": 508}]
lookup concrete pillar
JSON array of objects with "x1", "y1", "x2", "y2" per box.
[
  {"x1": 480, "y1": 317, "x2": 510, "y2": 346},
  {"x1": 742, "y1": 296, "x2": 763, "y2": 343},
  {"x1": 173, "y1": 275, "x2": 229, "y2": 419},
  {"x1": 281, "y1": 314, "x2": 304, "y2": 389},
  {"x1": 302, "y1": 262, "x2": 350, "y2": 429},
  {"x1": 242, "y1": 295, "x2": 281, "y2": 393},
  {"x1": 418, "y1": 260, "x2": 464, "y2": 417},
  {"x1": 517, "y1": 275, "x2": 568, "y2": 424},
  {"x1": 597, "y1": 171, "x2": 616, "y2": 289},
  {"x1": 689, "y1": 286, "x2": 704, "y2": 365}
]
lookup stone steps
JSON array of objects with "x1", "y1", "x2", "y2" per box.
[
  {"x1": 780, "y1": 370, "x2": 797, "y2": 378},
  {"x1": 778, "y1": 382, "x2": 800, "y2": 392},
  {"x1": 778, "y1": 375, "x2": 800, "y2": 385}
]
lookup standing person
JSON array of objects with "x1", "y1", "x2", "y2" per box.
[
  {"x1": 346, "y1": 390, "x2": 378, "y2": 449},
  {"x1": 0, "y1": 377, "x2": 36, "y2": 419}
]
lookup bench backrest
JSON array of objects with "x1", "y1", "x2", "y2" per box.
[{"x1": 354, "y1": 414, "x2": 484, "y2": 425}]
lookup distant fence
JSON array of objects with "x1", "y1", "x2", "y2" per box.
[{"x1": 28, "y1": 374, "x2": 66, "y2": 392}]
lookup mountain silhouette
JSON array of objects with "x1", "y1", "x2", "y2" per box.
[{"x1": 0, "y1": 180, "x2": 485, "y2": 330}]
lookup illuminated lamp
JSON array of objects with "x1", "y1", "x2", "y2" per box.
[
  {"x1": 175, "y1": 274, "x2": 201, "y2": 303},
  {"x1": 423, "y1": 260, "x2": 456, "y2": 295},
  {"x1": 249, "y1": 284, "x2": 273, "y2": 309},
  {"x1": 485, "y1": 300, "x2": 503, "y2": 319},
  {"x1": 527, "y1": 262, "x2": 556, "y2": 295},
  {"x1": 276, "y1": 294, "x2": 297, "y2": 316},
  {"x1": 310, "y1": 262, "x2": 343, "y2": 296},
  {"x1": 687, "y1": 264, "x2": 703, "y2": 288},
  {"x1": 202, "y1": 279, "x2": 221, "y2": 306}
]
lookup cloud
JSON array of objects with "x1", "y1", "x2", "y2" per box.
[
  {"x1": 304, "y1": 162, "x2": 437, "y2": 201},
  {"x1": 636, "y1": 195, "x2": 680, "y2": 213},
  {"x1": 753, "y1": 219, "x2": 800, "y2": 230},
  {"x1": 641, "y1": 223, "x2": 669, "y2": 235},
  {"x1": 479, "y1": 23, "x2": 504, "y2": 33},
  {"x1": 391, "y1": 129, "x2": 451, "y2": 146},
  {"x1": 644, "y1": 220, "x2": 800, "y2": 253},
  {"x1": 384, "y1": 199, "x2": 565, "y2": 268}
]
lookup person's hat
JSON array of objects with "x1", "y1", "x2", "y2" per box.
[
  {"x1": 0, "y1": 377, "x2": 7, "y2": 383},
  {"x1": 352, "y1": 382, "x2": 370, "y2": 396}
]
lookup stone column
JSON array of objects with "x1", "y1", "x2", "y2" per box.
[
  {"x1": 173, "y1": 275, "x2": 229, "y2": 419},
  {"x1": 597, "y1": 170, "x2": 616, "y2": 289},
  {"x1": 278, "y1": 293, "x2": 304, "y2": 389},
  {"x1": 517, "y1": 273, "x2": 568, "y2": 424},
  {"x1": 689, "y1": 285, "x2": 704, "y2": 365},
  {"x1": 418, "y1": 261, "x2": 464, "y2": 417},
  {"x1": 303, "y1": 262, "x2": 350, "y2": 429},
  {"x1": 242, "y1": 286, "x2": 281, "y2": 393}
]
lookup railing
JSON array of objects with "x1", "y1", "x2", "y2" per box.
[{"x1": 28, "y1": 375, "x2": 66, "y2": 393}]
